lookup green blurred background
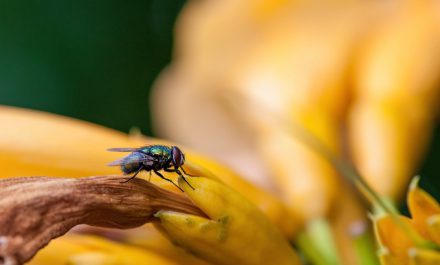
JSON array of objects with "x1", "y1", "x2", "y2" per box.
[
  {"x1": 0, "y1": 0, "x2": 185, "y2": 136},
  {"x1": 0, "y1": 0, "x2": 438, "y2": 200}
]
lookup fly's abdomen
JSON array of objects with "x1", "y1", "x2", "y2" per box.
[
  {"x1": 121, "y1": 162, "x2": 141, "y2": 174},
  {"x1": 120, "y1": 152, "x2": 143, "y2": 174}
]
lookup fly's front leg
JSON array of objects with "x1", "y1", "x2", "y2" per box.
[
  {"x1": 154, "y1": 170, "x2": 184, "y2": 192},
  {"x1": 176, "y1": 169, "x2": 195, "y2": 190}
]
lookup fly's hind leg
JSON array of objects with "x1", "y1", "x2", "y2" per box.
[
  {"x1": 154, "y1": 170, "x2": 184, "y2": 192},
  {"x1": 120, "y1": 166, "x2": 144, "y2": 183}
]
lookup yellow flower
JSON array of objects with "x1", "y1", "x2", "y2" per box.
[
  {"x1": 0, "y1": 105, "x2": 301, "y2": 265},
  {"x1": 373, "y1": 177, "x2": 440, "y2": 265}
]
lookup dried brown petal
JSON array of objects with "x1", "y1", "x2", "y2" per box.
[{"x1": 0, "y1": 176, "x2": 206, "y2": 265}]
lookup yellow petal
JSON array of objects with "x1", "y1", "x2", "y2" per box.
[
  {"x1": 354, "y1": 2, "x2": 440, "y2": 108},
  {"x1": 349, "y1": 102, "x2": 434, "y2": 200},
  {"x1": 426, "y1": 215, "x2": 440, "y2": 245},
  {"x1": 68, "y1": 252, "x2": 114, "y2": 265},
  {"x1": 351, "y1": 1, "x2": 440, "y2": 200},
  {"x1": 256, "y1": 120, "x2": 340, "y2": 221},
  {"x1": 155, "y1": 176, "x2": 302, "y2": 265},
  {"x1": 409, "y1": 247, "x2": 440, "y2": 265},
  {"x1": 119, "y1": 225, "x2": 210, "y2": 265},
  {"x1": 378, "y1": 247, "x2": 402, "y2": 265},
  {"x1": 408, "y1": 177, "x2": 440, "y2": 241},
  {"x1": 373, "y1": 215, "x2": 418, "y2": 265},
  {"x1": 27, "y1": 235, "x2": 90, "y2": 265},
  {"x1": 0, "y1": 106, "x2": 149, "y2": 178},
  {"x1": 28, "y1": 234, "x2": 181, "y2": 265}
]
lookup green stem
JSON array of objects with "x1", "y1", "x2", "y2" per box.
[
  {"x1": 296, "y1": 219, "x2": 341, "y2": 265},
  {"x1": 350, "y1": 222, "x2": 380, "y2": 265}
]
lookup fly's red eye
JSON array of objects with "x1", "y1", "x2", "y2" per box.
[{"x1": 172, "y1": 146, "x2": 184, "y2": 167}]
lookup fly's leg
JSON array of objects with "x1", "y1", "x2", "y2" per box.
[
  {"x1": 154, "y1": 170, "x2": 184, "y2": 192},
  {"x1": 120, "y1": 166, "x2": 144, "y2": 183},
  {"x1": 176, "y1": 169, "x2": 195, "y2": 190},
  {"x1": 148, "y1": 171, "x2": 152, "y2": 182},
  {"x1": 163, "y1": 167, "x2": 195, "y2": 190}
]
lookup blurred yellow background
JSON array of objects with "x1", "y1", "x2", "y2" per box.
[{"x1": 1, "y1": 1, "x2": 440, "y2": 264}]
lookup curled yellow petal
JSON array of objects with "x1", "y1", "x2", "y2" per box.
[
  {"x1": 184, "y1": 156, "x2": 299, "y2": 237},
  {"x1": 155, "y1": 176, "x2": 302, "y2": 265}
]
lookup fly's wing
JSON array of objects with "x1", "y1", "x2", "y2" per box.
[
  {"x1": 140, "y1": 155, "x2": 156, "y2": 167},
  {"x1": 107, "y1": 147, "x2": 140, "y2": 152},
  {"x1": 107, "y1": 153, "x2": 157, "y2": 167},
  {"x1": 108, "y1": 157, "x2": 127, "y2": 166}
]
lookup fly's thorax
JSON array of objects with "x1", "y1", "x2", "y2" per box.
[
  {"x1": 143, "y1": 145, "x2": 172, "y2": 160},
  {"x1": 148, "y1": 145, "x2": 171, "y2": 155}
]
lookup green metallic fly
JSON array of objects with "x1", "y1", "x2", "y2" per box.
[{"x1": 108, "y1": 145, "x2": 195, "y2": 192}]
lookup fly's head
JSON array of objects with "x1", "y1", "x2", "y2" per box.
[{"x1": 171, "y1": 146, "x2": 185, "y2": 168}]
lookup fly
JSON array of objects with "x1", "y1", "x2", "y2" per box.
[{"x1": 108, "y1": 145, "x2": 195, "y2": 192}]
